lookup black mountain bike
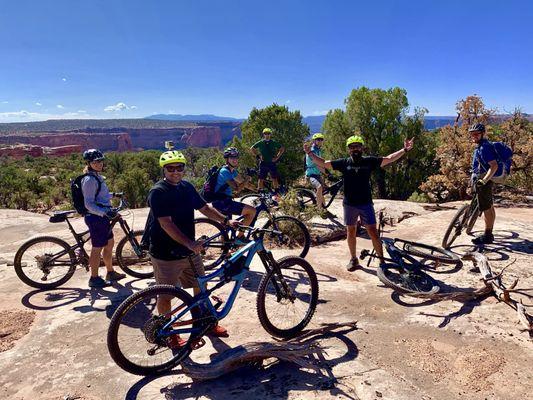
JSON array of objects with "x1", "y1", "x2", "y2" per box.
[
  {"x1": 294, "y1": 174, "x2": 344, "y2": 210},
  {"x1": 442, "y1": 184, "x2": 480, "y2": 249},
  {"x1": 195, "y1": 192, "x2": 311, "y2": 270},
  {"x1": 361, "y1": 212, "x2": 461, "y2": 295},
  {"x1": 13, "y1": 198, "x2": 152, "y2": 289}
]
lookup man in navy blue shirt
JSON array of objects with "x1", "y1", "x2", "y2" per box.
[{"x1": 469, "y1": 123, "x2": 499, "y2": 244}]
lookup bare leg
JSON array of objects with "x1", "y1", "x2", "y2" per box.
[
  {"x1": 258, "y1": 179, "x2": 265, "y2": 190},
  {"x1": 102, "y1": 238, "x2": 115, "y2": 272},
  {"x1": 346, "y1": 225, "x2": 357, "y2": 259},
  {"x1": 316, "y1": 185, "x2": 324, "y2": 209},
  {"x1": 238, "y1": 205, "x2": 256, "y2": 238},
  {"x1": 483, "y1": 206, "x2": 495, "y2": 231},
  {"x1": 89, "y1": 246, "x2": 104, "y2": 278},
  {"x1": 365, "y1": 224, "x2": 384, "y2": 262},
  {"x1": 272, "y1": 177, "x2": 280, "y2": 190}
]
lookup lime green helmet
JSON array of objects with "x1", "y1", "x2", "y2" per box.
[
  {"x1": 262, "y1": 127, "x2": 273, "y2": 134},
  {"x1": 159, "y1": 150, "x2": 187, "y2": 167},
  {"x1": 312, "y1": 133, "x2": 324, "y2": 140},
  {"x1": 346, "y1": 135, "x2": 364, "y2": 147}
]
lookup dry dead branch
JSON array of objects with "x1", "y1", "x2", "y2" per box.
[{"x1": 180, "y1": 321, "x2": 358, "y2": 381}]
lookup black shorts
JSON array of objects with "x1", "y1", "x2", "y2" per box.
[
  {"x1": 258, "y1": 161, "x2": 279, "y2": 180},
  {"x1": 477, "y1": 181, "x2": 494, "y2": 212},
  {"x1": 212, "y1": 198, "x2": 246, "y2": 217},
  {"x1": 84, "y1": 214, "x2": 114, "y2": 247}
]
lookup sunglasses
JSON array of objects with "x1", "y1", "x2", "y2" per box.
[
  {"x1": 165, "y1": 164, "x2": 185, "y2": 172},
  {"x1": 348, "y1": 144, "x2": 363, "y2": 149},
  {"x1": 315, "y1": 138, "x2": 324, "y2": 142}
]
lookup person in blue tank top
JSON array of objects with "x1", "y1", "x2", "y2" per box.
[{"x1": 305, "y1": 133, "x2": 327, "y2": 211}]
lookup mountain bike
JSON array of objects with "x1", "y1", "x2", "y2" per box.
[
  {"x1": 360, "y1": 212, "x2": 461, "y2": 295},
  {"x1": 293, "y1": 173, "x2": 344, "y2": 210},
  {"x1": 441, "y1": 182, "x2": 480, "y2": 249},
  {"x1": 107, "y1": 226, "x2": 319, "y2": 376},
  {"x1": 13, "y1": 197, "x2": 152, "y2": 289},
  {"x1": 195, "y1": 191, "x2": 311, "y2": 270}
]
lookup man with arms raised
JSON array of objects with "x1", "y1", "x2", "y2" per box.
[{"x1": 304, "y1": 134, "x2": 414, "y2": 271}]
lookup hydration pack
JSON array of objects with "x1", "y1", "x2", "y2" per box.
[
  {"x1": 71, "y1": 174, "x2": 102, "y2": 215},
  {"x1": 200, "y1": 166, "x2": 228, "y2": 203},
  {"x1": 476, "y1": 141, "x2": 513, "y2": 184}
]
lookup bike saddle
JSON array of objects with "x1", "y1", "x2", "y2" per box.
[{"x1": 49, "y1": 210, "x2": 77, "y2": 223}]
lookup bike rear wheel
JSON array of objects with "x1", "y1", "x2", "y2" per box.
[
  {"x1": 395, "y1": 239, "x2": 461, "y2": 265},
  {"x1": 116, "y1": 230, "x2": 153, "y2": 279},
  {"x1": 262, "y1": 216, "x2": 311, "y2": 259},
  {"x1": 442, "y1": 204, "x2": 470, "y2": 249},
  {"x1": 107, "y1": 285, "x2": 203, "y2": 376},
  {"x1": 256, "y1": 256, "x2": 318, "y2": 338},
  {"x1": 377, "y1": 263, "x2": 440, "y2": 295},
  {"x1": 240, "y1": 193, "x2": 262, "y2": 207},
  {"x1": 14, "y1": 236, "x2": 77, "y2": 289},
  {"x1": 194, "y1": 218, "x2": 229, "y2": 270}
]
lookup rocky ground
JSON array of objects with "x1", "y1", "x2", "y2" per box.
[{"x1": 0, "y1": 199, "x2": 531, "y2": 400}]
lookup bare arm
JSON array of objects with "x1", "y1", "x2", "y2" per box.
[
  {"x1": 303, "y1": 143, "x2": 332, "y2": 169},
  {"x1": 198, "y1": 204, "x2": 227, "y2": 224},
  {"x1": 380, "y1": 137, "x2": 414, "y2": 167},
  {"x1": 233, "y1": 174, "x2": 256, "y2": 192},
  {"x1": 273, "y1": 146, "x2": 285, "y2": 162},
  {"x1": 158, "y1": 216, "x2": 198, "y2": 251},
  {"x1": 481, "y1": 160, "x2": 499, "y2": 183}
]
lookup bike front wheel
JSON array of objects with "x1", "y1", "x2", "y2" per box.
[
  {"x1": 294, "y1": 187, "x2": 317, "y2": 210},
  {"x1": 395, "y1": 239, "x2": 461, "y2": 265},
  {"x1": 107, "y1": 285, "x2": 203, "y2": 376},
  {"x1": 116, "y1": 230, "x2": 153, "y2": 279},
  {"x1": 256, "y1": 256, "x2": 319, "y2": 338},
  {"x1": 262, "y1": 216, "x2": 311, "y2": 259},
  {"x1": 442, "y1": 204, "x2": 470, "y2": 249},
  {"x1": 240, "y1": 193, "x2": 262, "y2": 207},
  {"x1": 14, "y1": 236, "x2": 77, "y2": 289},
  {"x1": 377, "y1": 263, "x2": 440, "y2": 295}
]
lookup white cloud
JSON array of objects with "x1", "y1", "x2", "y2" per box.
[
  {"x1": 104, "y1": 102, "x2": 136, "y2": 112},
  {"x1": 35, "y1": 102, "x2": 42, "y2": 106},
  {"x1": 57, "y1": 104, "x2": 64, "y2": 109},
  {"x1": 285, "y1": 100, "x2": 291, "y2": 104},
  {"x1": 0, "y1": 110, "x2": 92, "y2": 122},
  {"x1": 77, "y1": 110, "x2": 87, "y2": 113},
  {"x1": 2, "y1": 101, "x2": 8, "y2": 104},
  {"x1": 312, "y1": 110, "x2": 328, "y2": 115},
  {"x1": 62, "y1": 77, "x2": 67, "y2": 82}
]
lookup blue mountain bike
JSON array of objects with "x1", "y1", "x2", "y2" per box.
[{"x1": 107, "y1": 226, "x2": 319, "y2": 376}]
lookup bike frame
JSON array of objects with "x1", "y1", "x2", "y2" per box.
[{"x1": 160, "y1": 234, "x2": 277, "y2": 337}]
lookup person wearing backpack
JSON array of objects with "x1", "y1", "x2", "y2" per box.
[
  {"x1": 469, "y1": 123, "x2": 504, "y2": 245},
  {"x1": 212, "y1": 147, "x2": 256, "y2": 242},
  {"x1": 80, "y1": 149, "x2": 126, "y2": 288},
  {"x1": 147, "y1": 150, "x2": 240, "y2": 347}
]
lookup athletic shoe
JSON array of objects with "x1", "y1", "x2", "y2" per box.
[
  {"x1": 106, "y1": 270, "x2": 127, "y2": 281},
  {"x1": 207, "y1": 324, "x2": 229, "y2": 337},
  {"x1": 167, "y1": 334, "x2": 187, "y2": 349},
  {"x1": 346, "y1": 257, "x2": 360, "y2": 272},
  {"x1": 88, "y1": 276, "x2": 111, "y2": 288},
  {"x1": 472, "y1": 233, "x2": 494, "y2": 245}
]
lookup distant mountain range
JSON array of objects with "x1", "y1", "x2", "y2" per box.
[{"x1": 145, "y1": 114, "x2": 243, "y2": 122}]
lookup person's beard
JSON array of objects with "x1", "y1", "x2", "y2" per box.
[{"x1": 350, "y1": 150, "x2": 363, "y2": 161}]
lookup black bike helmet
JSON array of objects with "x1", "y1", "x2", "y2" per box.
[
  {"x1": 83, "y1": 149, "x2": 105, "y2": 162},
  {"x1": 468, "y1": 123, "x2": 485, "y2": 133},
  {"x1": 223, "y1": 147, "x2": 240, "y2": 158}
]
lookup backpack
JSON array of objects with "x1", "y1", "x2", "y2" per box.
[
  {"x1": 200, "y1": 165, "x2": 229, "y2": 203},
  {"x1": 71, "y1": 174, "x2": 102, "y2": 215},
  {"x1": 476, "y1": 141, "x2": 513, "y2": 184}
]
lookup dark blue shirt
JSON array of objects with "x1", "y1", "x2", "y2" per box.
[
  {"x1": 147, "y1": 179, "x2": 206, "y2": 260},
  {"x1": 472, "y1": 138, "x2": 497, "y2": 175}
]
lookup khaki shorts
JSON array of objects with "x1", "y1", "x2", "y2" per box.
[{"x1": 150, "y1": 254, "x2": 205, "y2": 289}]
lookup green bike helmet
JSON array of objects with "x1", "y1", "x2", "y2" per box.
[
  {"x1": 346, "y1": 135, "x2": 364, "y2": 146},
  {"x1": 159, "y1": 150, "x2": 187, "y2": 167}
]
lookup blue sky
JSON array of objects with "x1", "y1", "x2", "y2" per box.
[{"x1": 0, "y1": 0, "x2": 531, "y2": 122}]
